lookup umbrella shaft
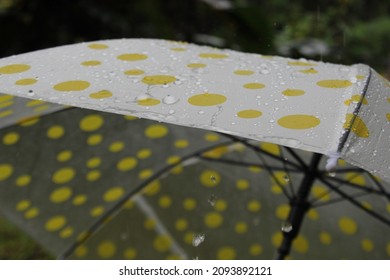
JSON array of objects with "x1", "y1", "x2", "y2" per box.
[{"x1": 276, "y1": 153, "x2": 322, "y2": 260}]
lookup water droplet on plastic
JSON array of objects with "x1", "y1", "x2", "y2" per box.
[
  {"x1": 168, "y1": 109, "x2": 175, "y2": 115},
  {"x1": 281, "y1": 222, "x2": 293, "y2": 233},
  {"x1": 261, "y1": 69, "x2": 270, "y2": 74},
  {"x1": 192, "y1": 233, "x2": 205, "y2": 247},
  {"x1": 327, "y1": 172, "x2": 336, "y2": 177},
  {"x1": 210, "y1": 175, "x2": 217, "y2": 183},
  {"x1": 198, "y1": 110, "x2": 205, "y2": 115},
  {"x1": 208, "y1": 194, "x2": 217, "y2": 206},
  {"x1": 162, "y1": 95, "x2": 178, "y2": 105},
  {"x1": 283, "y1": 175, "x2": 290, "y2": 182}
]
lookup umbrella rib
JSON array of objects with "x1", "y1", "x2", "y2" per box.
[
  {"x1": 284, "y1": 147, "x2": 309, "y2": 170},
  {"x1": 318, "y1": 176, "x2": 390, "y2": 227},
  {"x1": 279, "y1": 147, "x2": 296, "y2": 198},
  {"x1": 59, "y1": 140, "x2": 235, "y2": 259},
  {"x1": 313, "y1": 191, "x2": 372, "y2": 208},
  {"x1": 217, "y1": 133, "x2": 303, "y2": 170},
  {"x1": 199, "y1": 156, "x2": 301, "y2": 172},
  {"x1": 365, "y1": 172, "x2": 390, "y2": 202}
]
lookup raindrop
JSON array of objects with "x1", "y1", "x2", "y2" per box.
[
  {"x1": 281, "y1": 222, "x2": 293, "y2": 233},
  {"x1": 261, "y1": 69, "x2": 270, "y2": 74},
  {"x1": 327, "y1": 172, "x2": 336, "y2": 177},
  {"x1": 168, "y1": 109, "x2": 175, "y2": 115},
  {"x1": 162, "y1": 95, "x2": 179, "y2": 105},
  {"x1": 79, "y1": 96, "x2": 87, "y2": 101},
  {"x1": 120, "y1": 233, "x2": 128, "y2": 240},
  {"x1": 192, "y1": 233, "x2": 205, "y2": 247},
  {"x1": 198, "y1": 110, "x2": 205, "y2": 115},
  {"x1": 27, "y1": 90, "x2": 35, "y2": 97},
  {"x1": 210, "y1": 175, "x2": 217, "y2": 183},
  {"x1": 350, "y1": 77, "x2": 357, "y2": 84},
  {"x1": 208, "y1": 194, "x2": 217, "y2": 206},
  {"x1": 283, "y1": 175, "x2": 290, "y2": 182}
]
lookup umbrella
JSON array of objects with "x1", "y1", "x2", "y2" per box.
[{"x1": 0, "y1": 39, "x2": 389, "y2": 260}]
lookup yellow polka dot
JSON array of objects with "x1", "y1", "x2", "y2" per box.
[
  {"x1": 343, "y1": 114, "x2": 369, "y2": 138},
  {"x1": 26, "y1": 100, "x2": 45, "y2": 107},
  {"x1": 109, "y1": 141, "x2": 124, "y2": 152},
  {"x1": 137, "y1": 148, "x2": 152, "y2": 159},
  {"x1": 0, "y1": 64, "x2": 30, "y2": 74},
  {"x1": 24, "y1": 207, "x2": 39, "y2": 219},
  {"x1": 153, "y1": 235, "x2": 172, "y2": 252},
  {"x1": 137, "y1": 98, "x2": 161, "y2": 106},
  {"x1": 214, "y1": 199, "x2": 227, "y2": 211},
  {"x1": 116, "y1": 157, "x2": 138, "y2": 172},
  {"x1": 261, "y1": 143, "x2": 280, "y2": 156},
  {"x1": 293, "y1": 235, "x2": 309, "y2": 254},
  {"x1": 175, "y1": 218, "x2": 188, "y2": 231},
  {"x1": 271, "y1": 185, "x2": 283, "y2": 194},
  {"x1": 188, "y1": 93, "x2": 227, "y2": 106},
  {"x1": 247, "y1": 200, "x2": 261, "y2": 212},
  {"x1": 170, "y1": 47, "x2": 186, "y2": 51},
  {"x1": 142, "y1": 75, "x2": 176, "y2": 85},
  {"x1": 16, "y1": 200, "x2": 31, "y2": 211},
  {"x1": 53, "y1": 80, "x2": 90, "y2": 91},
  {"x1": 174, "y1": 139, "x2": 189, "y2": 148},
  {"x1": 361, "y1": 239, "x2": 374, "y2": 252},
  {"x1": 117, "y1": 53, "x2": 148, "y2": 61},
  {"x1": 235, "y1": 222, "x2": 248, "y2": 234},
  {"x1": 234, "y1": 70, "x2": 254, "y2": 75},
  {"x1": 200, "y1": 170, "x2": 221, "y2": 187},
  {"x1": 124, "y1": 69, "x2": 144, "y2": 75},
  {"x1": 204, "y1": 212, "x2": 223, "y2": 228},
  {"x1": 59, "y1": 226, "x2": 74, "y2": 238},
  {"x1": 0, "y1": 100, "x2": 13, "y2": 108},
  {"x1": 300, "y1": 68, "x2": 318, "y2": 74},
  {"x1": 2, "y1": 132, "x2": 19, "y2": 145},
  {"x1": 282, "y1": 89, "x2": 305, "y2": 96},
  {"x1": 183, "y1": 232, "x2": 195, "y2": 245},
  {"x1": 0, "y1": 95, "x2": 13, "y2": 103},
  {"x1": 249, "y1": 166, "x2": 262, "y2": 173},
  {"x1": 45, "y1": 216, "x2": 66, "y2": 232},
  {"x1": 217, "y1": 247, "x2": 236, "y2": 260},
  {"x1": 386, "y1": 243, "x2": 390, "y2": 256},
  {"x1": 319, "y1": 231, "x2": 332, "y2": 245},
  {"x1": 77, "y1": 231, "x2": 91, "y2": 242},
  {"x1": 187, "y1": 63, "x2": 206, "y2": 68},
  {"x1": 202, "y1": 146, "x2": 228, "y2": 159},
  {"x1": 317, "y1": 79, "x2": 352, "y2": 88},
  {"x1": 144, "y1": 218, "x2": 156, "y2": 230},
  {"x1": 90, "y1": 206, "x2": 105, "y2": 217},
  {"x1": 199, "y1": 53, "x2": 228, "y2": 59},
  {"x1": 243, "y1": 83, "x2": 266, "y2": 89},
  {"x1": 307, "y1": 209, "x2": 319, "y2": 220},
  {"x1": 205, "y1": 133, "x2": 220, "y2": 142},
  {"x1": 356, "y1": 75, "x2": 365, "y2": 80},
  {"x1": 278, "y1": 114, "x2": 320, "y2": 129},
  {"x1": 143, "y1": 180, "x2": 160, "y2": 196},
  {"x1": 0, "y1": 110, "x2": 12, "y2": 118},
  {"x1": 50, "y1": 187, "x2": 72, "y2": 203},
  {"x1": 123, "y1": 248, "x2": 137, "y2": 259},
  {"x1": 236, "y1": 179, "x2": 249, "y2": 190},
  {"x1": 97, "y1": 241, "x2": 116, "y2": 258},
  {"x1": 89, "y1": 90, "x2": 112, "y2": 99},
  {"x1": 387, "y1": 114, "x2": 390, "y2": 122},
  {"x1": 271, "y1": 232, "x2": 283, "y2": 247},
  {"x1": 52, "y1": 167, "x2": 75, "y2": 184},
  {"x1": 81, "y1": 60, "x2": 101, "y2": 66},
  {"x1": 104, "y1": 187, "x2": 124, "y2": 202},
  {"x1": 15, "y1": 78, "x2": 37, "y2": 85},
  {"x1": 88, "y1": 43, "x2": 108, "y2": 49},
  {"x1": 183, "y1": 198, "x2": 196, "y2": 210},
  {"x1": 74, "y1": 245, "x2": 88, "y2": 257},
  {"x1": 344, "y1": 172, "x2": 366, "y2": 186},
  {"x1": 47, "y1": 125, "x2": 64, "y2": 139},
  {"x1": 145, "y1": 124, "x2": 168, "y2": 138},
  {"x1": 344, "y1": 95, "x2": 368, "y2": 106},
  {"x1": 249, "y1": 244, "x2": 263, "y2": 256},
  {"x1": 73, "y1": 194, "x2": 87, "y2": 206},
  {"x1": 139, "y1": 169, "x2": 153, "y2": 179},
  {"x1": 275, "y1": 204, "x2": 290, "y2": 220},
  {"x1": 87, "y1": 134, "x2": 102, "y2": 145},
  {"x1": 338, "y1": 217, "x2": 358, "y2": 235},
  {"x1": 80, "y1": 115, "x2": 104, "y2": 132},
  {"x1": 124, "y1": 115, "x2": 137, "y2": 120},
  {"x1": 159, "y1": 195, "x2": 172, "y2": 208},
  {"x1": 86, "y1": 170, "x2": 101, "y2": 181},
  {"x1": 288, "y1": 61, "x2": 317, "y2": 66},
  {"x1": 87, "y1": 157, "x2": 101, "y2": 168},
  {"x1": 237, "y1": 109, "x2": 262, "y2": 118},
  {"x1": 15, "y1": 175, "x2": 31, "y2": 187},
  {"x1": 57, "y1": 150, "x2": 72, "y2": 162},
  {"x1": 312, "y1": 185, "x2": 330, "y2": 202},
  {"x1": 18, "y1": 116, "x2": 39, "y2": 126},
  {"x1": 0, "y1": 164, "x2": 13, "y2": 181}
]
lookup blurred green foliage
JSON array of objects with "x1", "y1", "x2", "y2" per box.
[{"x1": 0, "y1": 0, "x2": 389, "y2": 259}]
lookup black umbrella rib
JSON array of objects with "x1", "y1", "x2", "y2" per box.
[
  {"x1": 199, "y1": 155, "x2": 301, "y2": 172},
  {"x1": 312, "y1": 191, "x2": 374, "y2": 208},
  {"x1": 365, "y1": 172, "x2": 390, "y2": 203},
  {"x1": 318, "y1": 176, "x2": 390, "y2": 227},
  {"x1": 216, "y1": 133, "x2": 303, "y2": 171},
  {"x1": 283, "y1": 147, "x2": 309, "y2": 170},
  {"x1": 59, "y1": 140, "x2": 236, "y2": 259}
]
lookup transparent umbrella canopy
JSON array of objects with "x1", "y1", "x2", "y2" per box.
[{"x1": 0, "y1": 39, "x2": 389, "y2": 259}]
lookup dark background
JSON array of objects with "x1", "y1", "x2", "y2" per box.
[{"x1": 0, "y1": 0, "x2": 389, "y2": 259}]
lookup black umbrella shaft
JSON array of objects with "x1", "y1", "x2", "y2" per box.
[{"x1": 276, "y1": 153, "x2": 322, "y2": 260}]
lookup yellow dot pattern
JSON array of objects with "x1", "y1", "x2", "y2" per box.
[{"x1": 0, "y1": 39, "x2": 388, "y2": 260}]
